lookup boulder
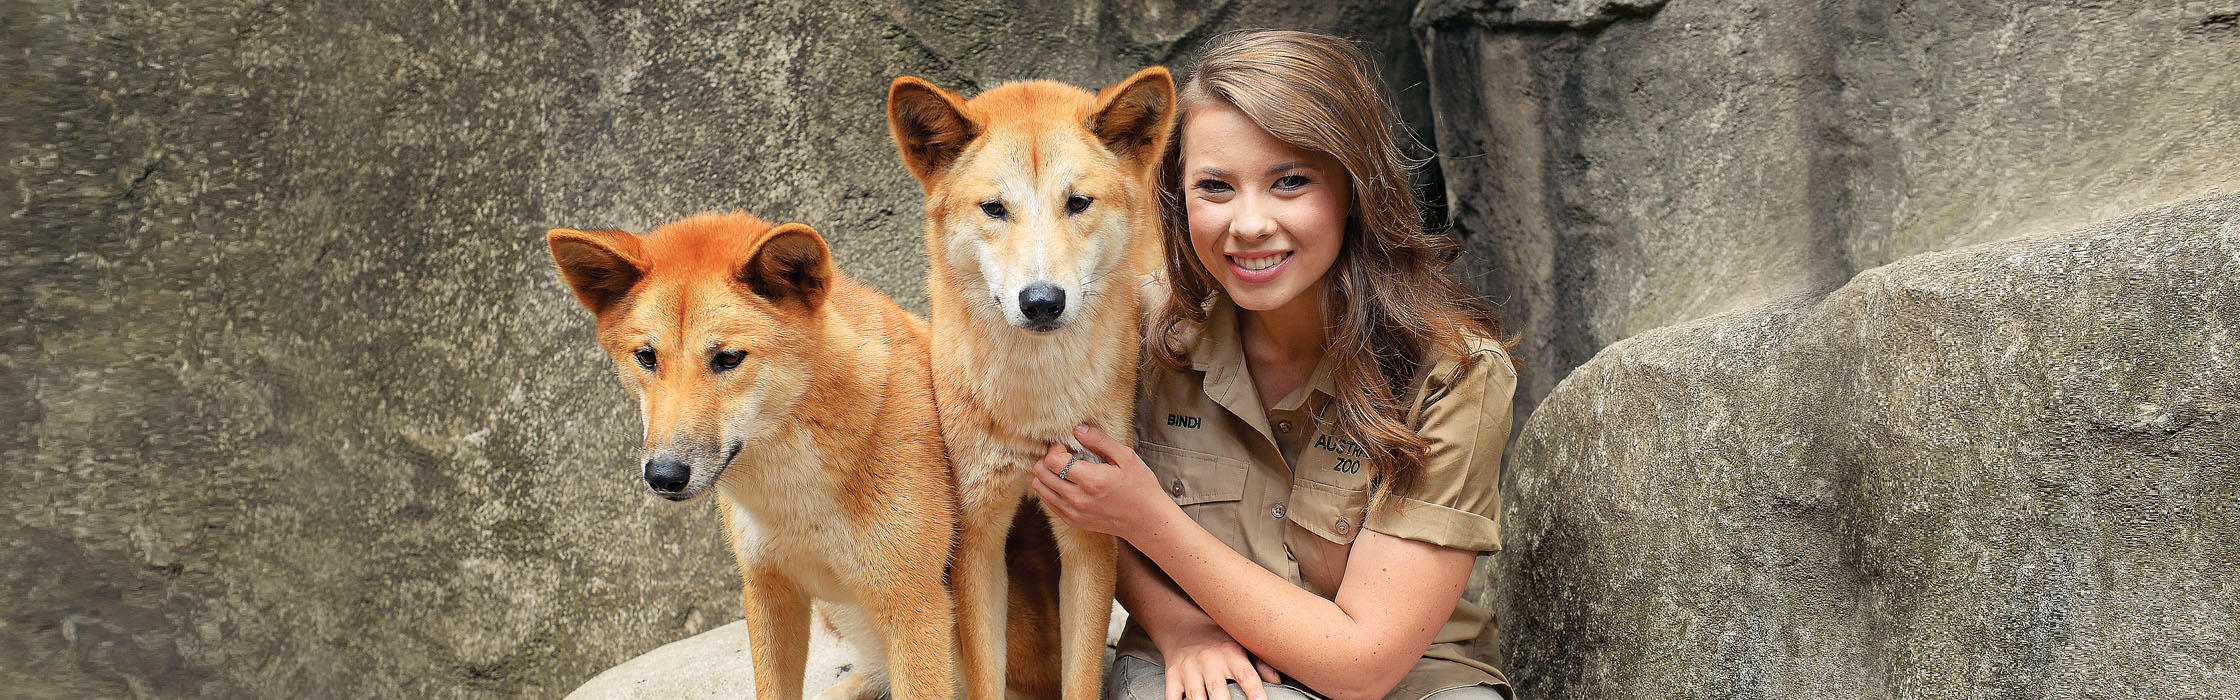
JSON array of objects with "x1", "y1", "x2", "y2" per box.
[
  {"x1": 1490, "y1": 195, "x2": 2240, "y2": 698},
  {"x1": 566, "y1": 607, "x2": 1130, "y2": 699},
  {"x1": 563, "y1": 619, "x2": 840, "y2": 700}
]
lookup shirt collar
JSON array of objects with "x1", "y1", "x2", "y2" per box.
[{"x1": 1189, "y1": 292, "x2": 1341, "y2": 413}]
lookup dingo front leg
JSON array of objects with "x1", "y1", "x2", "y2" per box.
[
  {"x1": 1046, "y1": 514, "x2": 1117, "y2": 700},
  {"x1": 862, "y1": 580, "x2": 958, "y2": 700},
  {"x1": 954, "y1": 495, "x2": 1022, "y2": 700},
  {"x1": 744, "y1": 566, "x2": 812, "y2": 700}
]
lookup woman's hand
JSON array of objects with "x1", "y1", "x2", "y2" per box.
[
  {"x1": 1159, "y1": 627, "x2": 1284, "y2": 700},
  {"x1": 1032, "y1": 425, "x2": 1179, "y2": 540}
]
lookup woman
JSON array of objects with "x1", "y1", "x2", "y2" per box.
[{"x1": 1030, "y1": 30, "x2": 1521, "y2": 700}]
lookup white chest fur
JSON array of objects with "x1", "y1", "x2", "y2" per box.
[{"x1": 720, "y1": 431, "x2": 855, "y2": 604}]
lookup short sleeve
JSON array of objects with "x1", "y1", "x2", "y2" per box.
[{"x1": 1362, "y1": 343, "x2": 1517, "y2": 553}]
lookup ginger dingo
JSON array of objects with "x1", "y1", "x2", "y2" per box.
[
  {"x1": 888, "y1": 67, "x2": 1177, "y2": 700},
  {"x1": 548, "y1": 212, "x2": 957, "y2": 700}
]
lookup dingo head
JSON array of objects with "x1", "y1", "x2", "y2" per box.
[
  {"x1": 888, "y1": 67, "x2": 1174, "y2": 334},
  {"x1": 548, "y1": 212, "x2": 834, "y2": 502}
]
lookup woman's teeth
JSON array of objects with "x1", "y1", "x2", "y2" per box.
[{"x1": 1233, "y1": 252, "x2": 1289, "y2": 271}]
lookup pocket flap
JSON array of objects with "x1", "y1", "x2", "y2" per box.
[
  {"x1": 1289, "y1": 478, "x2": 1369, "y2": 544},
  {"x1": 1137, "y1": 442, "x2": 1247, "y2": 506}
]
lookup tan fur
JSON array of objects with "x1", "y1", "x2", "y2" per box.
[
  {"x1": 549, "y1": 213, "x2": 957, "y2": 700},
  {"x1": 889, "y1": 68, "x2": 1177, "y2": 700}
]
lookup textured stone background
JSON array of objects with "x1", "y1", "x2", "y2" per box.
[
  {"x1": 1419, "y1": 0, "x2": 2240, "y2": 412},
  {"x1": 7, "y1": 0, "x2": 2239, "y2": 698},
  {"x1": 0, "y1": 1, "x2": 1427, "y2": 697}
]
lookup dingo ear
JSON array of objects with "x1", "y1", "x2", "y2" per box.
[
  {"x1": 739, "y1": 222, "x2": 832, "y2": 311},
  {"x1": 888, "y1": 76, "x2": 980, "y2": 186},
  {"x1": 548, "y1": 228, "x2": 645, "y2": 315},
  {"x1": 1090, "y1": 66, "x2": 1176, "y2": 178}
]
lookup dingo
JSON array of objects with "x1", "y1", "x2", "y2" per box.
[
  {"x1": 888, "y1": 67, "x2": 1176, "y2": 700},
  {"x1": 548, "y1": 212, "x2": 956, "y2": 700}
]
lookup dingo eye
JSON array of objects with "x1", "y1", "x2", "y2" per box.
[
  {"x1": 1065, "y1": 195, "x2": 1093, "y2": 215},
  {"x1": 712, "y1": 349, "x2": 746, "y2": 372},
  {"x1": 633, "y1": 347, "x2": 657, "y2": 370},
  {"x1": 980, "y1": 200, "x2": 1008, "y2": 220}
]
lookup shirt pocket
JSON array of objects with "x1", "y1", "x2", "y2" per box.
[
  {"x1": 1288, "y1": 477, "x2": 1370, "y2": 546},
  {"x1": 1137, "y1": 442, "x2": 1248, "y2": 507},
  {"x1": 1292, "y1": 428, "x2": 1373, "y2": 492}
]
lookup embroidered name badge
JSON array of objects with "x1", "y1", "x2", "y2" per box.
[
  {"x1": 1166, "y1": 414, "x2": 1202, "y2": 429},
  {"x1": 1314, "y1": 434, "x2": 1368, "y2": 474}
]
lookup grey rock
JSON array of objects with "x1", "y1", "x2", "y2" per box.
[
  {"x1": 1414, "y1": 0, "x2": 1669, "y2": 31},
  {"x1": 567, "y1": 606, "x2": 1130, "y2": 698},
  {"x1": 562, "y1": 619, "x2": 843, "y2": 700},
  {"x1": 1416, "y1": 0, "x2": 2240, "y2": 426},
  {"x1": 1491, "y1": 195, "x2": 2240, "y2": 698},
  {"x1": 0, "y1": 1, "x2": 1427, "y2": 697}
]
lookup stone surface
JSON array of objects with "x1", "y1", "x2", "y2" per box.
[
  {"x1": 564, "y1": 618, "x2": 845, "y2": 700},
  {"x1": 0, "y1": 2, "x2": 1428, "y2": 697},
  {"x1": 1416, "y1": 0, "x2": 2240, "y2": 419},
  {"x1": 567, "y1": 605, "x2": 1130, "y2": 699},
  {"x1": 1490, "y1": 195, "x2": 2240, "y2": 698}
]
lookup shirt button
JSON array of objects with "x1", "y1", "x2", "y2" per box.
[
  {"x1": 1170, "y1": 479, "x2": 1185, "y2": 497},
  {"x1": 1277, "y1": 420, "x2": 1294, "y2": 433},
  {"x1": 1271, "y1": 502, "x2": 1286, "y2": 519},
  {"x1": 1335, "y1": 517, "x2": 1351, "y2": 535}
]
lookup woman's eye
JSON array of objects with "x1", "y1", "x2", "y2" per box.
[
  {"x1": 1065, "y1": 195, "x2": 1093, "y2": 215},
  {"x1": 711, "y1": 349, "x2": 746, "y2": 372},
  {"x1": 1274, "y1": 174, "x2": 1310, "y2": 190},
  {"x1": 980, "y1": 200, "x2": 1008, "y2": 219},
  {"x1": 632, "y1": 347, "x2": 657, "y2": 370},
  {"x1": 1192, "y1": 179, "x2": 1232, "y2": 194}
]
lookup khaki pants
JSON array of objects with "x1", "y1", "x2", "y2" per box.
[{"x1": 1103, "y1": 655, "x2": 1511, "y2": 700}]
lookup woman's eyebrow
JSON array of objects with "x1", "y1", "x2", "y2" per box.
[
  {"x1": 1263, "y1": 161, "x2": 1312, "y2": 176},
  {"x1": 1192, "y1": 166, "x2": 1234, "y2": 178}
]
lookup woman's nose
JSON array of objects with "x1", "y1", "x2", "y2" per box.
[{"x1": 1232, "y1": 195, "x2": 1280, "y2": 240}]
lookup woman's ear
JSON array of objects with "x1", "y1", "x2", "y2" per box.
[
  {"x1": 888, "y1": 76, "x2": 981, "y2": 187},
  {"x1": 547, "y1": 228, "x2": 645, "y2": 315},
  {"x1": 1089, "y1": 66, "x2": 1177, "y2": 178}
]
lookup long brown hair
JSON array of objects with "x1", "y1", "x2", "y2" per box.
[{"x1": 1148, "y1": 30, "x2": 1519, "y2": 502}]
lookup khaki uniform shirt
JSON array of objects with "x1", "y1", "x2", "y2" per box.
[{"x1": 1115, "y1": 295, "x2": 1518, "y2": 699}]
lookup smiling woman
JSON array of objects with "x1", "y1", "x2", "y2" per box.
[{"x1": 1024, "y1": 29, "x2": 1523, "y2": 700}]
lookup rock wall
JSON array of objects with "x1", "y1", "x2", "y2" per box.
[
  {"x1": 1491, "y1": 194, "x2": 2240, "y2": 698},
  {"x1": 11, "y1": 0, "x2": 2238, "y2": 697},
  {"x1": 1415, "y1": 0, "x2": 2240, "y2": 416},
  {"x1": 0, "y1": 2, "x2": 1429, "y2": 697}
]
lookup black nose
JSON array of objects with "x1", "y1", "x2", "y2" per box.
[
  {"x1": 1019, "y1": 283, "x2": 1066, "y2": 322},
  {"x1": 644, "y1": 458, "x2": 690, "y2": 493}
]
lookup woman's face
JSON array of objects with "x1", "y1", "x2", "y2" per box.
[{"x1": 1180, "y1": 101, "x2": 1349, "y2": 315}]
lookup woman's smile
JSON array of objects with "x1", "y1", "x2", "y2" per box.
[{"x1": 1227, "y1": 250, "x2": 1293, "y2": 281}]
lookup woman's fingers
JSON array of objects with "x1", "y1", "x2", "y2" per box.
[
  {"x1": 1030, "y1": 478, "x2": 1073, "y2": 522},
  {"x1": 1166, "y1": 670, "x2": 1184, "y2": 700},
  {"x1": 1252, "y1": 658, "x2": 1281, "y2": 685},
  {"x1": 1203, "y1": 665, "x2": 1229, "y2": 700},
  {"x1": 1176, "y1": 661, "x2": 1203, "y2": 700},
  {"x1": 1073, "y1": 424, "x2": 1134, "y2": 465},
  {"x1": 1231, "y1": 657, "x2": 1267, "y2": 700},
  {"x1": 1033, "y1": 442, "x2": 1068, "y2": 478}
]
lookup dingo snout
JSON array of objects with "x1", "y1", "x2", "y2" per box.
[{"x1": 639, "y1": 441, "x2": 735, "y2": 501}]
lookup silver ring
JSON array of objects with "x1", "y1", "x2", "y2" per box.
[{"x1": 1059, "y1": 453, "x2": 1077, "y2": 481}]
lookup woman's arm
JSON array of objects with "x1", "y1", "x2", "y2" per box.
[
  {"x1": 1034, "y1": 428, "x2": 1477, "y2": 700},
  {"x1": 1116, "y1": 542, "x2": 1283, "y2": 700}
]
